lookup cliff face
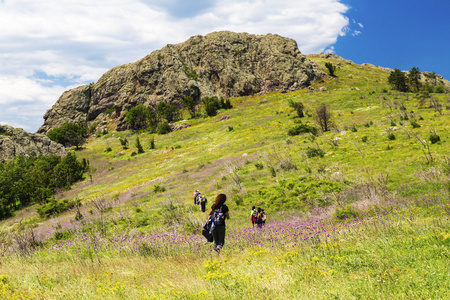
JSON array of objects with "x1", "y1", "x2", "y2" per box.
[
  {"x1": 0, "y1": 125, "x2": 67, "y2": 162},
  {"x1": 38, "y1": 31, "x2": 320, "y2": 133}
]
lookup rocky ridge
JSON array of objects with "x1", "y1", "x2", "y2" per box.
[
  {"x1": 38, "y1": 31, "x2": 320, "y2": 133},
  {"x1": 0, "y1": 125, "x2": 67, "y2": 162}
]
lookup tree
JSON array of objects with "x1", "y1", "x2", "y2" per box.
[
  {"x1": 407, "y1": 67, "x2": 421, "y2": 92},
  {"x1": 135, "y1": 137, "x2": 144, "y2": 153},
  {"x1": 388, "y1": 69, "x2": 408, "y2": 92},
  {"x1": 314, "y1": 104, "x2": 333, "y2": 132},
  {"x1": 180, "y1": 96, "x2": 197, "y2": 119},
  {"x1": 125, "y1": 104, "x2": 157, "y2": 130},
  {"x1": 47, "y1": 123, "x2": 87, "y2": 149},
  {"x1": 288, "y1": 99, "x2": 305, "y2": 117},
  {"x1": 202, "y1": 96, "x2": 220, "y2": 117},
  {"x1": 325, "y1": 62, "x2": 337, "y2": 77},
  {"x1": 157, "y1": 101, "x2": 179, "y2": 123}
]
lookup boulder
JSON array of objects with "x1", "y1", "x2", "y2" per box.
[{"x1": 0, "y1": 125, "x2": 67, "y2": 162}]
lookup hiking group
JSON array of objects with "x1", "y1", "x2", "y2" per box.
[
  {"x1": 251, "y1": 206, "x2": 266, "y2": 229},
  {"x1": 193, "y1": 190, "x2": 208, "y2": 212}
]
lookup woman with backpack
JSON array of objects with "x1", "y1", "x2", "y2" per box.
[
  {"x1": 208, "y1": 194, "x2": 230, "y2": 253},
  {"x1": 256, "y1": 207, "x2": 264, "y2": 229},
  {"x1": 251, "y1": 206, "x2": 257, "y2": 227}
]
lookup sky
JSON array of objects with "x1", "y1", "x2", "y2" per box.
[{"x1": 0, "y1": 0, "x2": 449, "y2": 133}]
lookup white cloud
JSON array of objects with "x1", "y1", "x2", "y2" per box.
[{"x1": 0, "y1": 0, "x2": 350, "y2": 132}]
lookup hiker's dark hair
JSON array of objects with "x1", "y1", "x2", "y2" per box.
[
  {"x1": 252, "y1": 206, "x2": 255, "y2": 209},
  {"x1": 211, "y1": 194, "x2": 227, "y2": 210}
]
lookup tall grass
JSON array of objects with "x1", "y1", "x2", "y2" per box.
[{"x1": 1, "y1": 55, "x2": 449, "y2": 299}]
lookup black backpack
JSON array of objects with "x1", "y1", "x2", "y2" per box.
[{"x1": 212, "y1": 206, "x2": 225, "y2": 227}]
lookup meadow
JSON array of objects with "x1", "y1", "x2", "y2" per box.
[{"x1": 0, "y1": 55, "x2": 449, "y2": 299}]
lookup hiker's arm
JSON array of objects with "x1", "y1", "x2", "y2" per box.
[{"x1": 225, "y1": 211, "x2": 230, "y2": 219}]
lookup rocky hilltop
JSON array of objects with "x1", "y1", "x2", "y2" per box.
[
  {"x1": 38, "y1": 31, "x2": 320, "y2": 133},
  {"x1": 0, "y1": 125, "x2": 67, "y2": 162}
]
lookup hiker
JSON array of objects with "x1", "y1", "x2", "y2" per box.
[
  {"x1": 261, "y1": 209, "x2": 266, "y2": 227},
  {"x1": 194, "y1": 190, "x2": 201, "y2": 205},
  {"x1": 200, "y1": 196, "x2": 207, "y2": 212},
  {"x1": 251, "y1": 206, "x2": 257, "y2": 227},
  {"x1": 208, "y1": 194, "x2": 230, "y2": 253},
  {"x1": 256, "y1": 207, "x2": 263, "y2": 229}
]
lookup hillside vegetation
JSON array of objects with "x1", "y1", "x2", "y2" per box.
[{"x1": 1, "y1": 55, "x2": 449, "y2": 299}]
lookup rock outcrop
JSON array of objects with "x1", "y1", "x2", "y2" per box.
[
  {"x1": 38, "y1": 31, "x2": 320, "y2": 133},
  {"x1": 0, "y1": 125, "x2": 67, "y2": 162}
]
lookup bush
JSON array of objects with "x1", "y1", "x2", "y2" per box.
[
  {"x1": 202, "y1": 97, "x2": 221, "y2": 117},
  {"x1": 156, "y1": 121, "x2": 171, "y2": 135},
  {"x1": 411, "y1": 120, "x2": 421, "y2": 128},
  {"x1": 325, "y1": 62, "x2": 336, "y2": 77},
  {"x1": 135, "y1": 137, "x2": 144, "y2": 154},
  {"x1": 288, "y1": 124, "x2": 318, "y2": 136},
  {"x1": 361, "y1": 136, "x2": 368, "y2": 143},
  {"x1": 54, "y1": 230, "x2": 74, "y2": 240},
  {"x1": 334, "y1": 205, "x2": 358, "y2": 220},
  {"x1": 153, "y1": 184, "x2": 166, "y2": 193},
  {"x1": 429, "y1": 134, "x2": 440, "y2": 144},
  {"x1": 157, "y1": 101, "x2": 179, "y2": 123},
  {"x1": 306, "y1": 147, "x2": 325, "y2": 158},
  {"x1": 125, "y1": 104, "x2": 157, "y2": 130},
  {"x1": 388, "y1": 133, "x2": 396, "y2": 140},
  {"x1": 255, "y1": 163, "x2": 264, "y2": 170},
  {"x1": 36, "y1": 199, "x2": 76, "y2": 218}
]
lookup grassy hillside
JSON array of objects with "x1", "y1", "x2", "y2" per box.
[{"x1": 1, "y1": 55, "x2": 449, "y2": 299}]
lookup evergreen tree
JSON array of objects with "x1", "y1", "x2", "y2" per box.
[
  {"x1": 388, "y1": 69, "x2": 408, "y2": 92},
  {"x1": 408, "y1": 67, "x2": 421, "y2": 92}
]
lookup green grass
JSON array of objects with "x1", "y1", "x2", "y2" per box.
[{"x1": 0, "y1": 55, "x2": 449, "y2": 299}]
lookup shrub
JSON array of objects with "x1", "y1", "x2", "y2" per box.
[
  {"x1": 202, "y1": 96, "x2": 221, "y2": 117},
  {"x1": 361, "y1": 136, "x2": 368, "y2": 143},
  {"x1": 135, "y1": 137, "x2": 144, "y2": 153},
  {"x1": 36, "y1": 199, "x2": 76, "y2": 218},
  {"x1": 153, "y1": 184, "x2": 166, "y2": 194},
  {"x1": 288, "y1": 124, "x2": 318, "y2": 136},
  {"x1": 388, "y1": 133, "x2": 396, "y2": 140},
  {"x1": 119, "y1": 137, "x2": 128, "y2": 149},
  {"x1": 325, "y1": 62, "x2": 336, "y2": 77},
  {"x1": 334, "y1": 205, "x2": 358, "y2": 220},
  {"x1": 54, "y1": 230, "x2": 74, "y2": 240},
  {"x1": 125, "y1": 104, "x2": 157, "y2": 130},
  {"x1": 157, "y1": 101, "x2": 179, "y2": 123},
  {"x1": 411, "y1": 120, "x2": 421, "y2": 128},
  {"x1": 288, "y1": 100, "x2": 305, "y2": 118},
  {"x1": 306, "y1": 147, "x2": 325, "y2": 158},
  {"x1": 429, "y1": 134, "x2": 440, "y2": 144},
  {"x1": 269, "y1": 166, "x2": 276, "y2": 177},
  {"x1": 156, "y1": 121, "x2": 171, "y2": 135},
  {"x1": 105, "y1": 147, "x2": 112, "y2": 152},
  {"x1": 255, "y1": 163, "x2": 264, "y2": 170}
]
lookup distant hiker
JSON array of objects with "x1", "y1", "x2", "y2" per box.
[
  {"x1": 251, "y1": 206, "x2": 257, "y2": 227},
  {"x1": 256, "y1": 207, "x2": 263, "y2": 229},
  {"x1": 261, "y1": 209, "x2": 266, "y2": 227},
  {"x1": 208, "y1": 194, "x2": 230, "y2": 253},
  {"x1": 194, "y1": 190, "x2": 201, "y2": 205},
  {"x1": 200, "y1": 196, "x2": 208, "y2": 212}
]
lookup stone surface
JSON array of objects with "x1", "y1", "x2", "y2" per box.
[
  {"x1": 0, "y1": 125, "x2": 67, "y2": 162},
  {"x1": 38, "y1": 31, "x2": 320, "y2": 133}
]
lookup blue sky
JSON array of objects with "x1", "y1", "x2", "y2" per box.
[{"x1": 0, "y1": 0, "x2": 448, "y2": 132}]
